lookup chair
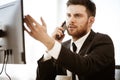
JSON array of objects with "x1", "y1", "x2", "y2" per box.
[{"x1": 115, "y1": 65, "x2": 120, "y2": 80}]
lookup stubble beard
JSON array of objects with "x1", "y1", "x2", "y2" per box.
[{"x1": 67, "y1": 21, "x2": 89, "y2": 40}]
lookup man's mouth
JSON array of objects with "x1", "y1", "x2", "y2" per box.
[{"x1": 68, "y1": 25, "x2": 77, "y2": 29}]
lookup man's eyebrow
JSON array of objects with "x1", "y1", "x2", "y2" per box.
[{"x1": 74, "y1": 13, "x2": 83, "y2": 16}]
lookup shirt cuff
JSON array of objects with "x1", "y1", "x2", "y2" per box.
[
  {"x1": 43, "y1": 52, "x2": 52, "y2": 61},
  {"x1": 48, "y1": 41, "x2": 61, "y2": 59}
]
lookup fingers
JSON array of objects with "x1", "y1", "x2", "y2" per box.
[
  {"x1": 24, "y1": 15, "x2": 47, "y2": 31},
  {"x1": 56, "y1": 27, "x2": 64, "y2": 35},
  {"x1": 24, "y1": 15, "x2": 42, "y2": 33},
  {"x1": 40, "y1": 17, "x2": 46, "y2": 27},
  {"x1": 24, "y1": 15, "x2": 48, "y2": 38},
  {"x1": 57, "y1": 29, "x2": 64, "y2": 37},
  {"x1": 26, "y1": 15, "x2": 38, "y2": 26},
  {"x1": 52, "y1": 27, "x2": 65, "y2": 40},
  {"x1": 24, "y1": 26, "x2": 31, "y2": 34},
  {"x1": 24, "y1": 15, "x2": 36, "y2": 33}
]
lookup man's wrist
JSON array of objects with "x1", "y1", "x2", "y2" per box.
[
  {"x1": 43, "y1": 34, "x2": 55, "y2": 51},
  {"x1": 46, "y1": 38, "x2": 55, "y2": 50}
]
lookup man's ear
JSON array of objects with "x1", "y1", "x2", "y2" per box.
[{"x1": 88, "y1": 16, "x2": 95, "y2": 24}]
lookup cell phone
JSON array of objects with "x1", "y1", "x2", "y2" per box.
[{"x1": 56, "y1": 21, "x2": 67, "y2": 40}]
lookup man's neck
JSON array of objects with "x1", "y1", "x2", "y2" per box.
[{"x1": 72, "y1": 30, "x2": 91, "y2": 42}]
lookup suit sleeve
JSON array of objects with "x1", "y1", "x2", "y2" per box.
[{"x1": 36, "y1": 56, "x2": 56, "y2": 80}]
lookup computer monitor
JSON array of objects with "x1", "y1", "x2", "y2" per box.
[{"x1": 0, "y1": 0, "x2": 26, "y2": 64}]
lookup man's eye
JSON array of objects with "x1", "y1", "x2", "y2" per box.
[
  {"x1": 67, "y1": 14, "x2": 71, "y2": 18},
  {"x1": 75, "y1": 14, "x2": 81, "y2": 18}
]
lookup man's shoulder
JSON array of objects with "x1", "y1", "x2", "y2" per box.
[
  {"x1": 62, "y1": 39, "x2": 71, "y2": 46},
  {"x1": 95, "y1": 32, "x2": 113, "y2": 41}
]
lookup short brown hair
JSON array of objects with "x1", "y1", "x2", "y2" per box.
[{"x1": 67, "y1": 0, "x2": 96, "y2": 17}]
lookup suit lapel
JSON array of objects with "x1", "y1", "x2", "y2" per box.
[
  {"x1": 62, "y1": 39, "x2": 71, "y2": 50},
  {"x1": 78, "y1": 30, "x2": 96, "y2": 56}
]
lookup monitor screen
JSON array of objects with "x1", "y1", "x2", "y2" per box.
[{"x1": 0, "y1": 0, "x2": 26, "y2": 64}]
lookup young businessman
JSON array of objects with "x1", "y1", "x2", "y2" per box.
[{"x1": 24, "y1": 0, "x2": 115, "y2": 80}]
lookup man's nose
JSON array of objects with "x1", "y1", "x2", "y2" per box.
[{"x1": 68, "y1": 16, "x2": 76, "y2": 24}]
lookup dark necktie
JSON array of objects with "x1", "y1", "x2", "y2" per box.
[
  {"x1": 72, "y1": 42, "x2": 77, "y2": 52},
  {"x1": 72, "y1": 42, "x2": 77, "y2": 80}
]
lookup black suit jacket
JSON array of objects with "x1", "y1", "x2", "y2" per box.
[{"x1": 36, "y1": 30, "x2": 115, "y2": 80}]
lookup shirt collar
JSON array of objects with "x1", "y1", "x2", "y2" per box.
[{"x1": 71, "y1": 31, "x2": 91, "y2": 53}]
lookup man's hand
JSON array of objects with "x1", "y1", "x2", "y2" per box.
[
  {"x1": 24, "y1": 15, "x2": 55, "y2": 50},
  {"x1": 52, "y1": 27, "x2": 65, "y2": 43}
]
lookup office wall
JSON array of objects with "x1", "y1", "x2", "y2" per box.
[{"x1": 23, "y1": 0, "x2": 58, "y2": 64}]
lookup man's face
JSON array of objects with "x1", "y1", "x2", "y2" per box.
[{"x1": 66, "y1": 5, "x2": 93, "y2": 40}]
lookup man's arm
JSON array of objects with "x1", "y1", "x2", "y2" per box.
[{"x1": 36, "y1": 57, "x2": 57, "y2": 80}]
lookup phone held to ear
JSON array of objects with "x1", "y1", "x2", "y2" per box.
[{"x1": 56, "y1": 21, "x2": 67, "y2": 40}]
